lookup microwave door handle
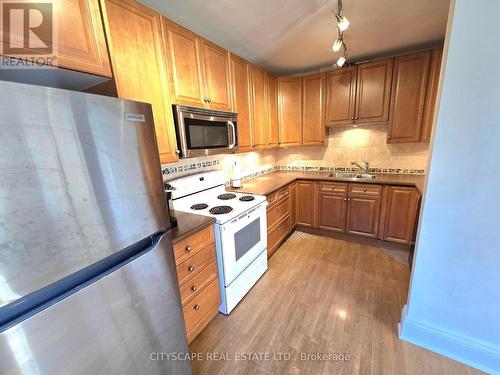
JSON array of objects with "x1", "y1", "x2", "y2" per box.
[{"x1": 227, "y1": 121, "x2": 236, "y2": 149}]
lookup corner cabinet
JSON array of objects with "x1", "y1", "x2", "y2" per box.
[
  {"x1": 267, "y1": 74, "x2": 280, "y2": 148},
  {"x1": 100, "y1": 0, "x2": 178, "y2": 163},
  {"x1": 278, "y1": 77, "x2": 302, "y2": 147},
  {"x1": 302, "y1": 73, "x2": 326, "y2": 146}
]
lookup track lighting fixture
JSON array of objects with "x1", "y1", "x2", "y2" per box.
[{"x1": 332, "y1": 0, "x2": 350, "y2": 68}]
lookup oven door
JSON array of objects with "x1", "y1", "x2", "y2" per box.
[
  {"x1": 176, "y1": 111, "x2": 237, "y2": 157},
  {"x1": 219, "y1": 202, "x2": 267, "y2": 286}
]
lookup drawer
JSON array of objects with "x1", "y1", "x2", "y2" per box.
[
  {"x1": 176, "y1": 243, "x2": 216, "y2": 286},
  {"x1": 173, "y1": 224, "x2": 214, "y2": 266},
  {"x1": 267, "y1": 215, "x2": 290, "y2": 256},
  {"x1": 319, "y1": 181, "x2": 348, "y2": 194},
  {"x1": 349, "y1": 183, "x2": 382, "y2": 197},
  {"x1": 183, "y1": 278, "x2": 220, "y2": 335},
  {"x1": 267, "y1": 196, "x2": 289, "y2": 229},
  {"x1": 180, "y1": 261, "x2": 218, "y2": 305},
  {"x1": 267, "y1": 185, "x2": 290, "y2": 206}
]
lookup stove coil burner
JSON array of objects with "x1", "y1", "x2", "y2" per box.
[
  {"x1": 190, "y1": 203, "x2": 208, "y2": 210},
  {"x1": 239, "y1": 195, "x2": 255, "y2": 202},
  {"x1": 217, "y1": 193, "x2": 237, "y2": 200},
  {"x1": 209, "y1": 205, "x2": 233, "y2": 215}
]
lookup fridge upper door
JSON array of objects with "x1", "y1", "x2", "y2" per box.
[
  {"x1": 0, "y1": 232, "x2": 191, "y2": 375},
  {"x1": 0, "y1": 81, "x2": 169, "y2": 309}
]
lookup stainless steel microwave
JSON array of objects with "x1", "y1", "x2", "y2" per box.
[{"x1": 172, "y1": 105, "x2": 238, "y2": 158}]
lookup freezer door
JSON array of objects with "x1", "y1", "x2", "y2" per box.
[
  {"x1": 0, "y1": 81, "x2": 170, "y2": 308},
  {"x1": 0, "y1": 232, "x2": 191, "y2": 375}
]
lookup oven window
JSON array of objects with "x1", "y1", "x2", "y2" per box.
[
  {"x1": 184, "y1": 118, "x2": 229, "y2": 149},
  {"x1": 234, "y1": 218, "x2": 260, "y2": 261}
]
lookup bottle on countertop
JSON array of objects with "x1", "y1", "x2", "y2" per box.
[{"x1": 231, "y1": 159, "x2": 242, "y2": 188}]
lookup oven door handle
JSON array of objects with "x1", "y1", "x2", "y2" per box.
[{"x1": 227, "y1": 121, "x2": 236, "y2": 149}]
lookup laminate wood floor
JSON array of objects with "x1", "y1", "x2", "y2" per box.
[{"x1": 189, "y1": 234, "x2": 483, "y2": 375}]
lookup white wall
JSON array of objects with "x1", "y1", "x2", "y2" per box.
[{"x1": 400, "y1": 0, "x2": 500, "y2": 373}]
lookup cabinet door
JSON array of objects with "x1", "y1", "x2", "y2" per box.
[
  {"x1": 201, "y1": 40, "x2": 231, "y2": 110},
  {"x1": 278, "y1": 77, "x2": 302, "y2": 146},
  {"x1": 421, "y1": 48, "x2": 443, "y2": 143},
  {"x1": 267, "y1": 75, "x2": 279, "y2": 148},
  {"x1": 346, "y1": 196, "x2": 381, "y2": 238},
  {"x1": 250, "y1": 65, "x2": 269, "y2": 148},
  {"x1": 302, "y1": 73, "x2": 326, "y2": 145},
  {"x1": 387, "y1": 51, "x2": 431, "y2": 143},
  {"x1": 2, "y1": 0, "x2": 111, "y2": 76},
  {"x1": 296, "y1": 181, "x2": 316, "y2": 227},
  {"x1": 379, "y1": 186, "x2": 420, "y2": 244},
  {"x1": 355, "y1": 58, "x2": 393, "y2": 124},
  {"x1": 101, "y1": 0, "x2": 177, "y2": 163},
  {"x1": 163, "y1": 20, "x2": 205, "y2": 107},
  {"x1": 325, "y1": 67, "x2": 356, "y2": 126},
  {"x1": 317, "y1": 193, "x2": 347, "y2": 232},
  {"x1": 230, "y1": 54, "x2": 253, "y2": 151},
  {"x1": 290, "y1": 182, "x2": 297, "y2": 228}
]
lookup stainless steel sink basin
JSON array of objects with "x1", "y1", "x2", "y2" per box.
[{"x1": 327, "y1": 172, "x2": 377, "y2": 180}]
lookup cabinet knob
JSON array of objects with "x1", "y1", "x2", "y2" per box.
[
  {"x1": 194, "y1": 304, "x2": 200, "y2": 310},
  {"x1": 207, "y1": 98, "x2": 212, "y2": 103},
  {"x1": 203, "y1": 97, "x2": 208, "y2": 103},
  {"x1": 355, "y1": 116, "x2": 359, "y2": 120},
  {"x1": 387, "y1": 135, "x2": 392, "y2": 139},
  {"x1": 363, "y1": 188, "x2": 367, "y2": 192},
  {"x1": 351, "y1": 116, "x2": 354, "y2": 120},
  {"x1": 344, "y1": 198, "x2": 347, "y2": 201},
  {"x1": 191, "y1": 285, "x2": 197, "y2": 292},
  {"x1": 185, "y1": 246, "x2": 192, "y2": 252},
  {"x1": 188, "y1": 266, "x2": 195, "y2": 272}
]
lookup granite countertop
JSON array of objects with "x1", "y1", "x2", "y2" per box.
[
  {"x1": 228, "y1": 171, "x2": 426, "y2": 196},
  {"x1": 170, "y1": 210, "x2": 215, "y2": 244}
]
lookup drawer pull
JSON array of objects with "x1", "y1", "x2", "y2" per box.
[
  {"x1": 363, "y1": 188, "x2": 367, "y2": 192},
  {"x1": 194, "y1": 304, "x2": 200, "y2": 310},
  {"x1": 188, "y1": 266, "x2": 195, "y2": 272},
  {"x1": 191, "y1": 285, "x2": 197, "y2": 292},
  {"x1": 185, "y1": 246, "x2": 192, "y2": 253}
]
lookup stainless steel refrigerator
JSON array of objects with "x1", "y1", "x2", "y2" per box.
[{"x1": 0, "y1": 81, "x2": 191, "y2": 374}]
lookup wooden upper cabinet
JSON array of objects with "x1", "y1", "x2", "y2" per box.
[
  {"x1": 296, "y1": 180, "x2": 316, "y2": 227},
  {"x1": 421, "y1": 47, "x2": 443, "y2": 143},
  {"x1": 379, "y1": 186, "x2": 420, "y2": 244},
  {"x1": 267, "y1": 75, "x2": 279, "y2": 148},
  {"x1": 355, "y1": 58, "x2": 393, "y2": 124},
  {"x1": 250, "y1": 65, "x2": 269, "y2": 148},
  {"x1": 278, "y1": 77, "x2": 302, "y2": 147},
  {"x1": 325, "y1": 67, "x2": 356, "y2": 126},
  {"x1": 230, "y1": 54, "x2": 252, "y2": 151},
  {"x1": 101, "y1": 0, "x2": 178, "y2": 163},
  {"x1": 302, "y1": 73, "x2": 326, "y2": 145},
  {"x1": 2, "y1": 0, "x2": 111, "y2": 76},
  {"x1": 200, "y1": 40, "x2": 231, "y2": 110},
  {"x1": 388, "y1": 51, "x2": 431, "y2": 143},
  {"x1": 163, "y1": 20, "x2": 205, "y2": 107}
]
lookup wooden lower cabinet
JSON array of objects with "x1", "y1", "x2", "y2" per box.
[
  {"x1": 318, "y1": 192, "x2": 347, "y2": 232},
  {"x1": 290, "y1": 182, "x2": 298, "y2": 228},
  {"x1": 296, "y1": 181, "x2": 316, "y2": 227},
  {"x1": 379, "y1": 186, "x2": 421, "y2": 244},
  {"x1": 172, "y1": 223, "x2": 219, "y2": 343},
  {"x1": 346, "y1": 195, "x2": 381, "y2": 238},
  {"x1": 266, "y1": 185, "x2": 292, "y2": 257}
]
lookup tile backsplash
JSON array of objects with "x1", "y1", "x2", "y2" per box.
[
  {"x1": 161, "y1": 150, "x2": 276, "y2": 182},
  {"x1": 161, "y1": 125, "x2": 429, "y2": 181},
  {"x1": 277, "y1": 125, "x2": 429, "y2": 172}
]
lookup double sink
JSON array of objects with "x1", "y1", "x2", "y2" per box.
[{"x1": 327, "y1": 172, "x2": 377, "y2": 181}]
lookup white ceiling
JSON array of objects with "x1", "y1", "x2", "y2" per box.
[{"x1": 139, "y1": 0, "x2": 450, "y2": 75}]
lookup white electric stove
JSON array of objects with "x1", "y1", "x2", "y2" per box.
[{"x1": 166, "y1": 171, "x2": 268, "y2": 314}]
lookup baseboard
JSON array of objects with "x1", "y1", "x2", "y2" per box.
[{"x1": 399, "y1": 304, "x2": 500, "y2": 374}]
